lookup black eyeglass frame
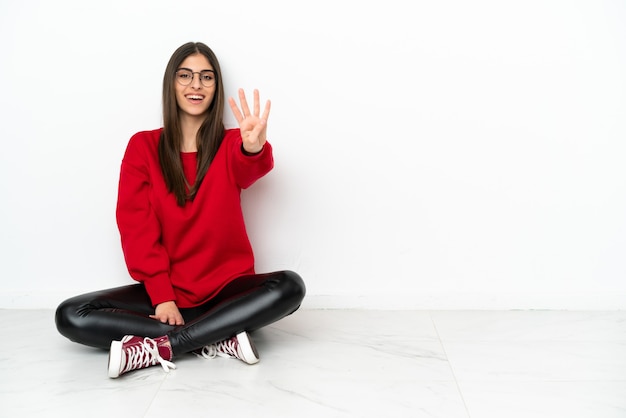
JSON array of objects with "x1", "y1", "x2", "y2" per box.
[{"x1": 175, "y1": 68, "x2": 216, "y2": 87}]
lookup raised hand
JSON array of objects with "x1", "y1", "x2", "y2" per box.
[{"x1": 228, "y1": 88, "x2": 271, "y2": 154}]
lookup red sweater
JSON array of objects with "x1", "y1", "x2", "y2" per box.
[{"x1": 116, "y1": 128, "x2": 274, "y2": 308}]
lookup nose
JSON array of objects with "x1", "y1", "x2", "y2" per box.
[{"x1": 191, "y1": 73, "x2": 203, "y2": 89}]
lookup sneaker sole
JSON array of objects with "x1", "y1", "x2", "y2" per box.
[
  {"x1": 236, "y1": 332, "x2": 260, "y2": 365},
  {"x1": 108, "y1": 340, "x2": 123, "y2": 378}
]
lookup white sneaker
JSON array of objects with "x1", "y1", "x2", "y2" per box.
[{"x1": 196, "y1": 331, "x2": 259, "y2": 365}]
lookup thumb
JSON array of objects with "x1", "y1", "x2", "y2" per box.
[{"x1": 251, "y1": 119, "x2": 267, "y2": 141}]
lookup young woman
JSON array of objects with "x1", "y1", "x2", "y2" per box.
[{"x1": 55, "y1": 42, "x2": 306, "y2": 378}]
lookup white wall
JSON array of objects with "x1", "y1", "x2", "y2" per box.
[{"x1": 1, "y1": 0, "x2": 625, "y2": 310}]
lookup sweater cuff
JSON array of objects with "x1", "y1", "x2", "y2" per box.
[
  {"x1": 143, "y1": 273, "x2": 177, "y2": 307},
  {"x1": 241, "y1": 144, "x2": 264, "y2": 156}
]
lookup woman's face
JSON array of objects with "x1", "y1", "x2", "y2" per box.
[{"x1": 175, "y1": 53, "x2": 216, "y2": 119}]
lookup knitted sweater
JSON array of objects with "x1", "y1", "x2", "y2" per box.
[{"x1": 116, "y1": 128, "x2": 273, "y2": 308}]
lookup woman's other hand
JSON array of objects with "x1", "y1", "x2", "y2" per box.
[{"x1": 150, "y1": 301, "x2": 185, "y2": 326}]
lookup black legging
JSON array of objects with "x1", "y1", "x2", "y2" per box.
[{"x1": 55, "y1": 270, "x2": 305, "y2": 355}]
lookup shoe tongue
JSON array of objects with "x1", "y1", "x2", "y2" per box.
[{"x1": 154, "y1": 337, "x2": 173, "y2": 361}]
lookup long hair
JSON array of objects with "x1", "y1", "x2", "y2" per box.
[{"x1": 158, "y1": 42, "x2": 225, "y2": 206}]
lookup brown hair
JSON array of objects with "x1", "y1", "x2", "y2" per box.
[{"x1": 158, "y1": 42, "x2": 225, "y2": 206}]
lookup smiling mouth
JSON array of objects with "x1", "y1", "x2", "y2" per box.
[{"x1": 186, "y1": 95, "x2": 205, "y2": 101}]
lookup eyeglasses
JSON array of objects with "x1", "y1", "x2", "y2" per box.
[{"x1": 175, "y1": 69, "x2": 216, "y2": 88}]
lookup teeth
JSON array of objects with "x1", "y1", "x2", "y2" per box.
[{"x1": 188, "y1": 95, "x2": 203, "y2": 100}]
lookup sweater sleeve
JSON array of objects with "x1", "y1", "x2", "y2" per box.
[
  {"x1": 229, "y1": 131, "x2": 274, "y2": 189},
  {"x1": 115, "y1": 133, "x2": 176, "y2": 306}
]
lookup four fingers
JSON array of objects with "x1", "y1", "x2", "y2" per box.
[{"x1": 230, "y1": 88, "x2": 270, "y2": 123}]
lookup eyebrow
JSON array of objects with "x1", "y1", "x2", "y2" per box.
[{"x1": 177, "y1": 67, "x2": 215, "y2": 73}]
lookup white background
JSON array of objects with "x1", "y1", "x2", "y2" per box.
[{"x1": 1, "y1": 0, "x2": 625, "y2": 309}]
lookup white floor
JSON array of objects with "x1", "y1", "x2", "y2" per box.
[{"x1": 1, "y1": 309, "x2": 625, "y2": 418}]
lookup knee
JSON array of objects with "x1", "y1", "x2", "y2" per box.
[
  {"x1": 54, "y1": 296, "x2": 88, "y2": 341},
  {"x1": 278, "y1": 270, "x2": 306, "y2": 306},
  {"x1": 55, "y1": 298, "x2": 75, "y2": 337}
]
